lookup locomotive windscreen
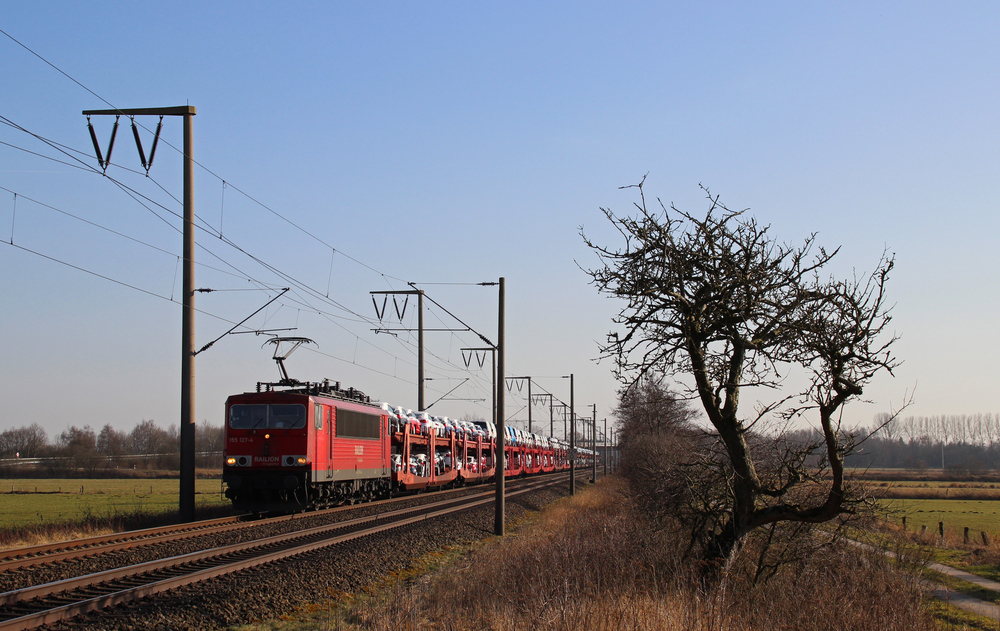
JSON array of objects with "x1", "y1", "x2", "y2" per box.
[
  {"x1": 335, "y1": 408, "x2": 380, "y2": 439},
  {"x1": 229, "y1": 404, "x2": 306, "y2": 429}
]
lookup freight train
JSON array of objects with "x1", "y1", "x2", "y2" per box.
[{"x1": 222, "y1": 377, "x2": 592, "y2": 512}]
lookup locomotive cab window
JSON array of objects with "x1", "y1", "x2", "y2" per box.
[
  {"x1": 229, "y1": 404, "x2": 306, "y2": 429},
  {"x1": 270, "y1": 405, "x2": 305, "y2": 429},
  {"x1": 335, "y1": 409, "x2": 380, "y2": 439},
  {"x1": 229, "y1": 404, "x2": 267, "y2": 429}
]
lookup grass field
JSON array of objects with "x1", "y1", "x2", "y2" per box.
[
  {"x1": 0, "y1": 478, "x2": 230, "y2": 529},
  {"x1": 880, "y1": 498, "x2": 1000, "y2": 536},
  {"x1": 870, "y1": 472, "x2": 1000, "y2": 538}
]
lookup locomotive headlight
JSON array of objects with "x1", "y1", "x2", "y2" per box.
[
  {"x1": 226, "y1": 456, "x2": 237, "y2": 466},
  {"x1": 264, "y1": 433, "x2": 270, "y2": 440},
  {"x1": 297, "y1": 456, "x2": 307, "y2": 465}
]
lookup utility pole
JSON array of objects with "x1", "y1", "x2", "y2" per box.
[
  {"x1": 610, "y1": 428, "x2": 616, "y2": 472},
  {"x1": 591, "y1": 404, "x2": 597, "y2": 483},
  {"x1": 531, "y1": 393, "x2": 555, "y2": 438},
  {"x1": 462, "y1": 347, "x2": 496, "y2": 424},
  {"x1": 527, "y1": 377, "x2": 532, "y2": 433},
  {"x1": 592, "y1": 407, "x2": 598, "y2": 483},
  {"x1": 370, "y1": 289, "x2": 425, "y2": 409},
  {"x1": 84, "y1": 105, "x2": 197, "y2": 521},
  {"x1": 555, "y1": 403, "x2": 569, "y2": 440},
  {"x1": 507, "y1": 377, "x2": 533, "y2": 432},
  {"x1": 569, "y1": 374, "x2": 575, "y2": 496},
  {"x1": 179, "y1": 108, "x2": 195, "y2": 522},
  {"x1": 603, "y1": 418, "x2": 608, "y2": 476},
  {"x1": 418, "y1": 292, "x2": 424, "y2": 410},
  {"x1": 494, "y1": 277, "x2": 505, "y2": 536}
]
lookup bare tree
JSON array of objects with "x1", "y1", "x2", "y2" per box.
[
  {"x1": 936, "y1": 415, "x2": 951, "y2": 445},
  {"x1": 59, "y1": 425, "x2": 97, "y2": 451},
  {"x1": 58, "y1": 425, "x2": 99, "y2": 473},
  {"x1": 615, "y1": 375, "x2": 697, "y2": 441},
  {"x1": 582, "y1": 182, "x2": 899, "y2": 560},
  {"x1": 873, "y1": 412, "x2": 903, "y2": 441},
  {"x1": 0, "y1": 423, "x2": 48, "y2": 457},
  {"x1": 613, "y1": 377, "x2": 699, "y2": 536},
  {"x1": 985, "y1": 413, "x2": 999, "y2": 447},
  {"x1": 96, "y1": 424, "x2": 128, "y2": 457},
  {"x1": 129, "y1": 419, "x2": 171, "y2": 455},
  {"x1": 196, "y1": 423, "x2": 225, "y2": 453},
  {"x1": 900, "y1": 415, "x2": 918, "y2": 444}
]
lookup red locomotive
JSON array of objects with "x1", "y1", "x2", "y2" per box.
[{"x1": 222, "y1": 341, "x2": 576, "y2": 511}]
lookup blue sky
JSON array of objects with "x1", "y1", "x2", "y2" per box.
[{"x1": 2, "y1": 2, "x2": 998, "y2": 440}]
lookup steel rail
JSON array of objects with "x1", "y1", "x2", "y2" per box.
[{"x1": 0, "y1": 475, "x2": 565, "y2": 630}]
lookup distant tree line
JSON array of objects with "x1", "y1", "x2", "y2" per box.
[
  {"x1": 0, "y1": 420, "x2": 224, "y2": 477},
  {"x1": 774, "y1": 413, "x2": 1000, "y2": 473},
  {"x1": 875, "y1": 413, "x2": 1000, "y2": 447}
]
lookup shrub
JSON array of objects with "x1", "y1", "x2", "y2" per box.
[{"x1": 345, "y1": 479, "x2": 933, "y2": 631}]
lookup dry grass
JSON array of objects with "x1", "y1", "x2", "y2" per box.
[
  {"x1": 0, "y1": 502, "x2": 236, "y2": 551},
  {"x1": 878, "y1": 486, "x2": 1000, "y2": 501},
  {"x1": 317, "y1": 478, "x2": 936, "y2": 631},
  {"x1": 853, "y1": 469, "x2": 1000, "y2": 484},
  {"x1": 878, "y1": 515, "x2": 1000, "y2": 584},
  {"x1": 890, "y1": 519, "x2": 1000, "y2": 553}
]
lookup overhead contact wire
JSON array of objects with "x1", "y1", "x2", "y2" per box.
[{"x1": 1, "y1": 38, "x2": 502, "y2": 397}]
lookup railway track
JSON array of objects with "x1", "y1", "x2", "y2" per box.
[
  {"x1": 0, "y1": 474, "x2": 536, "y2": 576},
  {"x1": 0, "y1": 473, "x2": 569, "y2": 630},
  {"x1": 0, "y1": 516, "x2": 248, "y2": 574}
]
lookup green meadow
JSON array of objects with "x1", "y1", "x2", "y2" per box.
[
  {"x1": 880, "y1": 497, "x2": 1000, "y2": 537},
  {"x1": 0, "y1": 478, "x2": 229, "y2": 529}
]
